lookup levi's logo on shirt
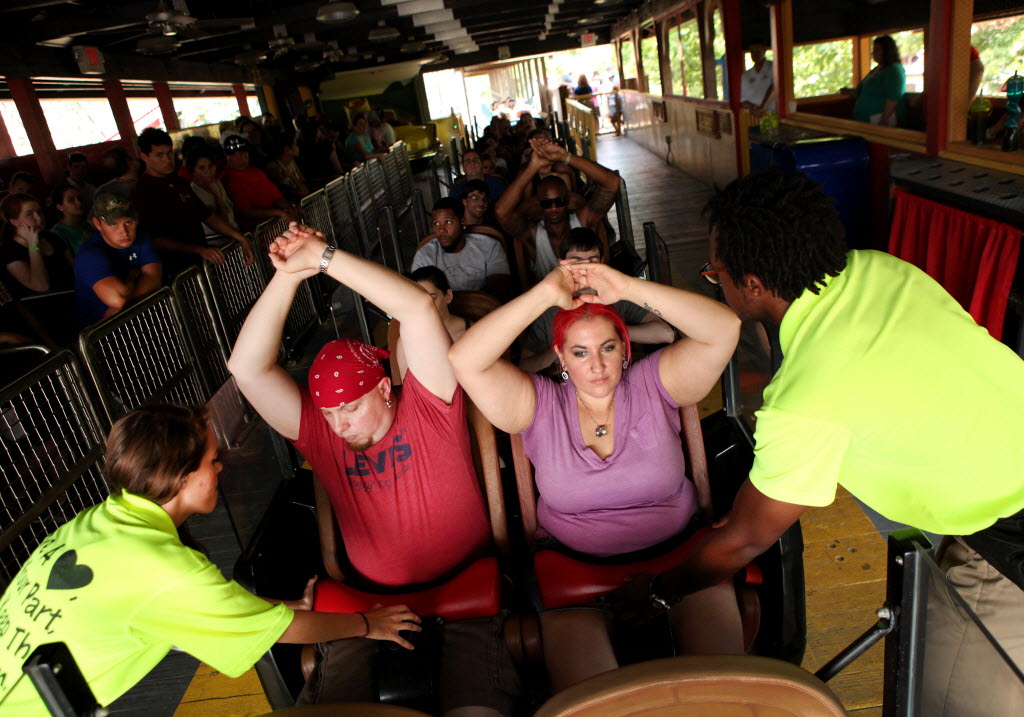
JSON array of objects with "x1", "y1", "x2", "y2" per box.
[{"x1": 345, "y1": 433, "x2": 412, "y2": 482}]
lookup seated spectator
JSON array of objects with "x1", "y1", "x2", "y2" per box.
[
  {"x1": 411, "y1": 197, "x2": 511, "y2": 297},
  {"x1": 0, "y1": 404, "x2": 419, "y2": 714},
  {"x1": 134, "y1": 128, "x2": 253, "y2": 277},
  {"x1": 460, "y1": 178, "x2": 504, "y2": 237},
  {"x1": 343, "y1": 113, "x2": 383, "y2": 166},
  {"x1": 299, "y1": 119, "x2": 343, "y2": 181},
  {"x1": 520, "y1": 228, "x2": 673, "y2": 373},
  {"x1": 0, "y1": 193, "x2": 73, "y2": 298},
  {"x1": 228, "y1": 223, "x2": 522, "y2": 714},
  {"x1": 394, "y1": 265, "x2": 470, "y2": 382},
  {"x1": 96, "y1": 146, "x2": 141, "y2": 198},
  {"x1": 67, "y1": 152, "x2": 97, "y2": 210},
  {"x1": 188, "y1": 145, "x2": 239, "y2": 236},
  {"x1": 176, "y1": 136, "x2": 209, "y2": 183},
  {"x1": 448, "y1": 258, "x2": 744, "y2": 694},
  {"x1": 497, "y1": 138, "x2": 620, "y2": 282},
  {"x1": 237, "y1": 116, "x2": 270, "y2": 169},
  {"x1": 221, "y1": 133, "x2": 299, "y2": 232},
  {"x1": 50, "y1": 184, "x2": 92, "y2": 255},
  {"x1": 73, "y1": 192, "x2": 161, "y2": 330},
  {"x1": 264, "y1": 130, "x2": 310, "y2": 203},
  {"x1": 0, "y1": 171, "x2": 36, "y2": 210},
  {"x1": 845, "y1": 35, "x2": 905, "y2": 127},
  {"x1": 451, "y1": 149, "x2": 507, "y2": 203},
  {"x1": 370, "y1": 109, "x2": 396, "y2": 148}
]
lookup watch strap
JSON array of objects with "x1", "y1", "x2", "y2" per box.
[{"x1": 318, "y1": 244, "x2": 336, "y2": 274}]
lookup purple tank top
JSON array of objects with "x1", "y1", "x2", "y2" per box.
[{"x1": 521, "y1": 350, "x2": 697, "y2": 556}]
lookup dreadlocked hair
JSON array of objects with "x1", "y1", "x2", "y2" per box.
[{"x1": 703, "y1": 170, "x2": 848, "y2": 303}]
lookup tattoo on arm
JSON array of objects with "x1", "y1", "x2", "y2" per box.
[
  {"x1": 588, "y1": 187, "x2": 618, "y2": 216},
  {"x1": 643, "y1": 302, "x2": 663, "y2": 318}
]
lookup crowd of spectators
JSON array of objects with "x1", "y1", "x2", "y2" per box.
[{"x1": 0, "y1": 108, "x2": 407, "y2": 353}]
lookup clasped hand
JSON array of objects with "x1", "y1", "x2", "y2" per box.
[
  {"x1": 543, "y1": 260, "x2": 632, "y2": 309},
  {"x1": 268, "y1": 222, "x2": 328, "y2": 278}
]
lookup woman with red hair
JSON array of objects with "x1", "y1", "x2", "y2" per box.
[{"x1": 449, "y1": 261, "x2": 743, "y2": 692}]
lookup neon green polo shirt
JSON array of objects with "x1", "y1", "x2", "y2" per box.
[
  {"x1": 0, "y1": 491, "x2": 293, "y2": 715},
  {"x1": 749, "y1": 250, "x2": 1024, "y2": 535}
]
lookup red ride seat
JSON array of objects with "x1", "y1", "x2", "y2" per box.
[
  {"x1": 313, "y1": 556, "x2": 502, "y2": 621},
  {"x1": 535, "y1": 528, "x2": 763, "y2": 610}
]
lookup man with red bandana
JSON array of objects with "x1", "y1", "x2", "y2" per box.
[{"x1": 228, "y1": 223, "x2": 520, "y2": 714}]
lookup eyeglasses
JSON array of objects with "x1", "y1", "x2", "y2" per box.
[
  {"x1": 540, "y1": 196, "x2": 570, "y2": 209},
  {"x1": 700, "y1": 262, "x2": 723, "y2": 285}
]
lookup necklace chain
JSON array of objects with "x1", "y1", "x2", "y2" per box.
[{"x1": 575, "y1": 390, "x2": 612, "y2": 438}]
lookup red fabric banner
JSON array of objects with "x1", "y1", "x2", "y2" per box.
[{"x1": 888, "y1": 188, "x2": 1021, "y2": 340}]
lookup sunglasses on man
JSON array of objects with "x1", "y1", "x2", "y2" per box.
[{"x1": 540, "y1": 196, "x2": 569, "y2": 209}]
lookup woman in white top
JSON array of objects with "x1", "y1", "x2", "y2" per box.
[{"x1": 187, "y1": 145, "x2": 238, "y2": 236}]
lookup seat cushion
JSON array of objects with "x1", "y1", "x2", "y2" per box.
[{"x1": 312, "y1": 557, "x2": 500, "y2": 621}]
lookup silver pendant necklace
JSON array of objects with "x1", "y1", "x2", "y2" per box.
[{"x1": 575, "y1": 390, "x2": 613, "y2": 438}]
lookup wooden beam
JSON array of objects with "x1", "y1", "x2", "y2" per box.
[
  {"x1": 770, "y1": 0, "x2": 794, "y2": 119},
  {"x1": 233, "y1": 84, "x2": 250, "y2": 117},
  {"x1": 6, "y1": 76, "x2": 61, "y2": 186},
  {"x1": 0, "y1": 109, "x2": 16, "y2": 159},
  {"x1": 152, "y1": 81, "x2": 180, "y2": 131},
  {"x1": 103, "y1": 78, "x2": 138, "y2": 154},
  {"x1": 722, "y1": 0, "x2": 745, "y2": 176},
  {"x1": 925, "y1": 0, "x2": 954, "y2": 153},
  {"x1": 944, "y1": 0, "x2": 973, "y2": 145}
]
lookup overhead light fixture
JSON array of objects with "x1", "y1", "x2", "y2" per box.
[
  {"x1": 433, "y1": 29, "x2": 468, "y2": 41},
  {"x1": 368, "y1": 21, "x2": 401, "y2": 41},
  {"x1": 412, "y1": 9, "x2": 453, "y2": 25},
  {"x1": 316, "y1": 2, "x2": 359, "y2": 23},
  {"x1": 395, "y1": 0, "x2": 445, "y2": 16},
  {"x1": 423, "y1": 20, "x2": 461, "y2": 33},
  {"x1": 137, "y1": 36, "x2": 181, "y2": 55}
]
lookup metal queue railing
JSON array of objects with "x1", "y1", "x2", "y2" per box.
[
  {"x1": 0, "y1": 350, "x2": 109, "y2": 589},
  {"x1": 203, "y1": 240, "x2": 267, "y2": 348},
  {"x1": 77, "y1": 288, "x2": 205, "y2": 429},
  {"x1": 171, "y1": 267, "x2": 232, "y2": 401},
  {"x1": 251, "y1": 217, "x2": 320, "y2": 356},
  {"x1": 300, "y1": 190, "x2": 337, "y2": 321}
]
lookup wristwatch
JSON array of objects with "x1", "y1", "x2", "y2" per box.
[
  {"x1": 318, "y1": 244, "x2": 336, "y2": 273},
  {"x1": 648, "y1": 574, "x2": 674, "y2": 611}
]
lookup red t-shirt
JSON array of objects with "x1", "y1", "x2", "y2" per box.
[
  {"x1": 291, "y1": 373, "x2": 491, "y2": 587},
  {"x1": 221, "y1": 166, "x2": 283, "y2": 212}
]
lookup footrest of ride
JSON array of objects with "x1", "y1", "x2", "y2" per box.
[{"x1": 313, "y1": 557, "x2": 501, "y2": 621}]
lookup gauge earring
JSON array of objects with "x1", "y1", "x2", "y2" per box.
[{"x1": 560, "y1": 365, "x2": 569, "y2": 380}]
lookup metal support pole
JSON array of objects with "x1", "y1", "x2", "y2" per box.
[
  {"x1": 451, "y1": 137, "x2": 462, "y2": 175},
  {"x1": 883, "y1": 530, "x2": 932, "y2": 717},
  {"x1": 642, "y1": 221, "x2": 660, "y2": 284},
  {"x1": 429, "y1": 157, "x2": 442, "y2": 205},
  {"x1": 614, "y1": 176, "x2": 633, "y2": 248},
  {"x1": 383, "y1": 205, "x2": 405, "y2": 275},
  {"x1": 816, "y1": 605, "x2": 895, "y2": 682},
  {"x1": 412, "y1": 188, "x2": 429, "y2": 240}
]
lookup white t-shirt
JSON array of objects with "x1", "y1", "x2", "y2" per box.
[
  {"x1": 411, "y1": 233, "x2": 510, "y2": 291},
  {"x1": 741, "y1": 60, "x2": 776, "y2": 109}
]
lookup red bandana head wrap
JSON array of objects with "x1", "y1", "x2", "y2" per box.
[{"x1": 308, "y1": 339, "x2": 390, "y2": 409}]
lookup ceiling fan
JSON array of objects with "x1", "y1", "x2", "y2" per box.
[{"x1": 104, "y1": 0, "x2": 255, "y2": 55}]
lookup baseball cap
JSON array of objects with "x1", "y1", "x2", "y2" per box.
[
  {"x1": 222, "y1": 132, "x2": 251, "y2": 154},
  {"x1": 90, "y1": 192, "x2": 138, "y2": 224}
]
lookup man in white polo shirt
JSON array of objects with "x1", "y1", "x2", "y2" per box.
[{"x1": 741, "y1": 41, "x2": 776, "y2": 111}]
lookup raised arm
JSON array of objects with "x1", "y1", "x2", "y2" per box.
[
  {"x1": 449, "y1": 265, "x2": 581, "y2": 433},
  {"x1": 567, "y1": 263, "x2": 740, "y2": 406},
  {"x1": 531, "y1": 139, "x2": 621, "y2": 229},
  {"x1": 271, "y1": 223, "x2": 456, "y2": 402},
  {"x1": 495, "y1": 148, "x2": 547, "y2": 238},
  {"x1": 227, "y1": 270, "x2": 309, "y2": 440}
]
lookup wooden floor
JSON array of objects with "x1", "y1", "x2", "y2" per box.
[{"x1": 172, "y1": 135, "x2": 887, "y2": 716}]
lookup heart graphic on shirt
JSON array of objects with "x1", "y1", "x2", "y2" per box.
[{"x1": 47, "y1": 550, "x2": 94, "y2": 590}]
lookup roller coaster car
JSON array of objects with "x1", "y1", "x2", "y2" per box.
[
  {"x1": 509, "y1": 401, "x2": 806, "y2": 666},
  {"x1": 234, "y1": 398, "x2": 511, "y2": 712}
]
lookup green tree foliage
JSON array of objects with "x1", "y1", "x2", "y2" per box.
[
  {"x1": 621, "y1": 39, "x2": 638, "y2": 81},
  {"x1": 641, "y1": 35, "x2": 662, "y2": 94},
  {"x1": 793, "y1": 39, "x2": 853, "y2": 97},
  {"x1": 973, "y1": 16, "x2": 1024, "y2": 97},
  {"x1": 712, "y1": 9, "x2": 726, "y2": 100}
]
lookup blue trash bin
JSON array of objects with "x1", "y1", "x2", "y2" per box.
[{"x1": 751, "y1": 135, "x2": 870, "y2": 249}]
